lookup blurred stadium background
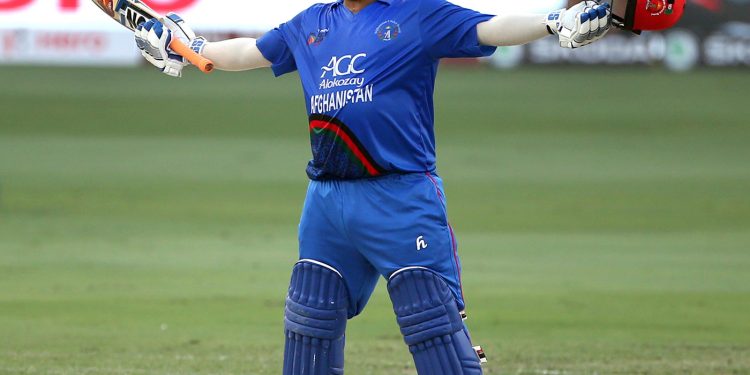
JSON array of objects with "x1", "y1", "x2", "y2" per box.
[{"x1": 1, "y1": 0, "x2": 749, "y2": 374}]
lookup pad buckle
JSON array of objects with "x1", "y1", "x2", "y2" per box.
[{"x1": 473, "y1": 346, "x2": 488, "y2": 364}]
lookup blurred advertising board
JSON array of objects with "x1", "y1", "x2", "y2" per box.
[
  {"x1": 0, "y1": 0, "x2": 279, "y2": 65},
  {"x1": 6, "y1": 0, "x2": 745, "y2": 70},
  {"x1": 0, "y1": 29, "x2": 140, "y2": 65},
  {"x1": 0, "y1": 0, "x2": 563, "y2": 30},
  {"x1": 491, "y1": 0, "x2": 750, "y2": 71},
  {"x1": 0, "y1": 0, "x2": 562, "y2": 66}
]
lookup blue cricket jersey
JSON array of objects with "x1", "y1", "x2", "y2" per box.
[{"x1": 257, "y1": 0, "x2": 496, "y2": 180}]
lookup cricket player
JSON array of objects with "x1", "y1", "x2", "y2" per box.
[{"x1": 134, "y1": 0, "x2": 611, "y2": 373}]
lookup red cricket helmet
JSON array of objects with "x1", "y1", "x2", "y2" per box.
[{"x1": 611, "y1": 0, "x2": 687, "y2": 33}]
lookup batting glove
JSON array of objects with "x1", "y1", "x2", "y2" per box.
[
  {"x1": 134, "y1": 13, "x2": 206, "y2": 77},
  {"x1": 162, "y1": 13, "x2": 208, "y2": 56},
  {"x1": 546, "y1": 1, "x2": 612, "y2": 49}
]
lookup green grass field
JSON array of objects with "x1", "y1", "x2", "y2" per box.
[{"x1": 1, "y1": 65, "x2": 749, "y2": 374}]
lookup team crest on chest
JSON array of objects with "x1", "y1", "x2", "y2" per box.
[
  {"x1": 307, "y1": 29, "x2": 329, "y2": 46},
  {"x1": 376, "y1": 20, "x2": 400, "y2": 41}
]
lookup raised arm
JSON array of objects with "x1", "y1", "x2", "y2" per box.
[
  {"x1": 476, "y1": 13, "x2": 550, "y2": 47},
  {"x1": 200, "y1": 38, "x2": 271, "y2": 72},
  {"x1": 477, "y1": 1, "x2": 612, "y2": 49},
  {"x1": 134, "y1": 13, "x2": 271, "y2": 77}
]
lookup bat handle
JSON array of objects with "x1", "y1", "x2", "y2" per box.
[{"x1": 169, "y1": 39, "x2": 214, "y2": 74}]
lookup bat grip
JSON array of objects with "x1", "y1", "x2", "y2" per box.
[{"x1": 169, "y1": 39, "x2": 214, "y2": 74}]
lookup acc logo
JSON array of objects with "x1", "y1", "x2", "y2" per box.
[
  {"x1": 321, "y1": 53, "x2": 366, "y2": 78},
  {"x1": 307, "y1": 29, "x2": 329, "y2": 46},
  {"x1": 376, "y1": 20, "x2": 400, "y2": 41}
]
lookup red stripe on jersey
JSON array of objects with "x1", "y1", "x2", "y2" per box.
[{"x1": 309, "y1": 119, "x2": 382, "y2": 177}]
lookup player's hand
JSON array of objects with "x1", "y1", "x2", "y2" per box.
[
  {"x1": 546, "y1": 1, "x2": 611, "y2": 49},
  {"x1": 162, "y1": 13, "x2": 208, "y2": 56},
  {"x1": 134, "y1": 13, "x2": 206, "y2": 77},
  {"x1": 135, "y1": 17, "x2": 183, "y2": 77}
]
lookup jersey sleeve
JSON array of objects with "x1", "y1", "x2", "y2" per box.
[
  {"x1": 418, "y1": 0, "x2": 497, "y2": 59},
  {"x1": 256, "y1": 13, "x2": 304, "y2": 76}
]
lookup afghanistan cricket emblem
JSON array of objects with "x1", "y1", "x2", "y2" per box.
[
  {"x1": 376, "y1": 20, "x2": 400, "y2": 41},
  {"x1": 645, "y1": 0, "x2": 667, "y2": 15}
]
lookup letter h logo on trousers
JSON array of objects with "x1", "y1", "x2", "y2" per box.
[{"x1": 416, "y1": 236, "x2": 428, "y2": 251}]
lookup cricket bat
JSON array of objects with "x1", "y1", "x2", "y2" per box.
[{"x1": 91, "y1": 0, "x2": 214, "y2": 73}]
